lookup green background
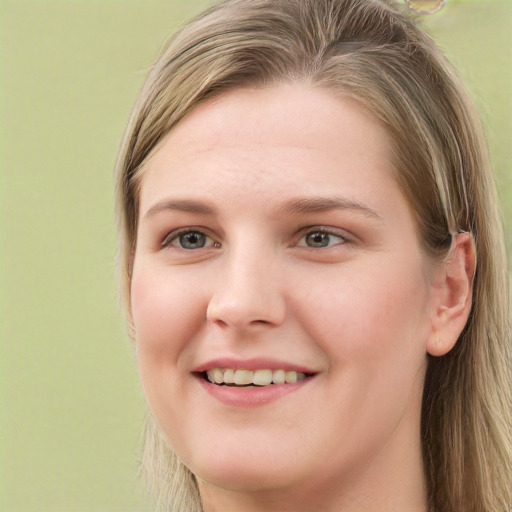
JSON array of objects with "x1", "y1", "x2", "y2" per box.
[{"x1": 1, "y1": 1, "x2": 510, "y2": 510}]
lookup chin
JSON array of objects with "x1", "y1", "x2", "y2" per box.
[{"x1": 190, "y1": 448, "x2": 305, "y2": 494}]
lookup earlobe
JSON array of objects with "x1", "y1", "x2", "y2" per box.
[{"x1": 426, "y1": 232, "x2": 476, "y2": 357}]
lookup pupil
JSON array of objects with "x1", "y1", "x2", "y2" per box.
[
  {"x1": 307, "y1": 232, "x2": 329, "y2": 247},
  {"x1": 180, "y1": 232, "x2": 205, "y2": 249}
]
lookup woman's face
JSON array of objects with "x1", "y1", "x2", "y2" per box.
[{"x1": 131, "y1": 84, "x2": 438, "y2": 503}]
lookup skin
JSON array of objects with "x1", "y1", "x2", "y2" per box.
[{"x1": 130, "y1": 84, "x2": 474, "y2": 512}]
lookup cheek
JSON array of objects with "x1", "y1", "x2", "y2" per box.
[
  {"x1": 294, "y1": 256, "x2": 432, "y2": 363},
  {"x1": 130, "y1": 265, "x2": 211, "y2": 432},
  {"x1": 130, "y1": 266, "x2": 208, "y2": 375}
]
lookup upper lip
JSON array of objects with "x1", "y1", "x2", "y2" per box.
[{"x1": 192, "y1": 357, "x2": 318, "y2": 374}]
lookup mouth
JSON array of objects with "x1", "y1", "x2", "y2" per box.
[{"x1": 199, "y1": 368, "x2": 314, "y2": 387}]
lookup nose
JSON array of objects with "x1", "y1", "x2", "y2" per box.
[{"x1": 206, "y1": 245, "x2": 286, "y2": 331}]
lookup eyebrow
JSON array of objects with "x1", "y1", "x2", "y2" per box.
[
  {"x1": 143, "y1": 195, "x2": 382, "y2": 221},
  {"x1": 143, "y1": 199, "x2": 216, "y2": 219},
  {"x1": 274, "y1": 196, "x2": 382, "y2": 219}
]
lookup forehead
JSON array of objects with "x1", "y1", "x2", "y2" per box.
[
  {"x1": 138, "y1": 84, "x2": 400, "y2": 214},
  {"x1": 162, "y1": 85, "x2": 388, "y2": 156}
]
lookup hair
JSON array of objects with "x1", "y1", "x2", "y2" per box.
[{"x1": 114, "y1": 0, "x2": 512, "y2": 510}]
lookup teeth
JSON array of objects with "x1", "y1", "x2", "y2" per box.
[
  {"x1": 223, "y1": 368, "x2": 235, "y2": 384},
  {"x1": 234, "y1": 369, "x2": 253, "y2": 385},
  {"x1": 285, "y1": 370, "x2": 297, "y2": 384},
  {"x1": 273, "y1": 369, "x2": 285, "y2": 384},
  {"x1": 205, "y1": 368, "x2": 308, "y2": 386},
  {"x1": 211, "y1": 368, "x2": 224, "y2": 384},
  {"x1": 253, "y1": 369, "x2": 272, "y2": 386}
]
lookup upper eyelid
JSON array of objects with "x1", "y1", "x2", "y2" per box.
[
  {"x1": 295, "y1": 225, "x2": 352, "y2": 240},
  {"x1": 288, "y1": 227, "x2": 354, "y2": 251}
]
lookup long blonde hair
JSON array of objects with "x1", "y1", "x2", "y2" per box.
[{"x1": 114, "y1": 0, "x2": 512, "y2": 510}]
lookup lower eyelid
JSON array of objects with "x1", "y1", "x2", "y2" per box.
[
  {"x1": 296, "y1": 230, "x2": 348, "y2": 247},
  {"x1": 161, "y1": 229, "x2": 220, "y2": 250}
]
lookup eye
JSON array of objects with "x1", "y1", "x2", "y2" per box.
[
  {"x1": 297, "y1": 229, "x2": 347, "y2": 248},
  {"x1": 162, "y1": 229, "x2": 218, "y2": 250}
]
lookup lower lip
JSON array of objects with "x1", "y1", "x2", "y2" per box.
[{"x1": 196, "y1": 375, "x2": 313, "y2": 407}]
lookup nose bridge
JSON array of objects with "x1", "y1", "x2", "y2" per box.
[{"x1": 206, "y1": 237, "x2": 285, "y2": 329}]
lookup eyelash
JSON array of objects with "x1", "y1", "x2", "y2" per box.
[
  {"x1": 295, "y1": 228, "x2": 348, "y2": 249},
  {"x1": 161, "y1": 227, "x2": 349, "y2": 251},
  {"x1": 161, "y1": 228, "x2": 219, "y2": 250}
]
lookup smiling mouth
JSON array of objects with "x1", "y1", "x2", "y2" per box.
[{"x1": 201, "y1": 368, "x2": 313, "y2": 387}]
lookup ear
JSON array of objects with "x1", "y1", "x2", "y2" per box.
[{"x1": 427, "y1": 232, "x2": 476, "y2": 357}]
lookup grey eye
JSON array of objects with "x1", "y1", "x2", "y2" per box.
[
  {"x1": 306, "y1": 232, "x2": 332, "y2": 248},
  {"x1": 301, "y1": 231, "x2": 345, "y2": 248},
  {"x1": 178, "y1": 231, "x2": 207, "y2": 249}
]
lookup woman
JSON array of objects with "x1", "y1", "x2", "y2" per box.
[{"x1": 114, "y1": 0, "x2": 512, "y2": 510}]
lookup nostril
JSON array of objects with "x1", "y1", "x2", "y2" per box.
[
  {"x1": 206, "y1": 300, "x2": 286, "y2": 330},
  {"x1": 205, "y1": 266, "x2": 287, "y2": 329}
]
